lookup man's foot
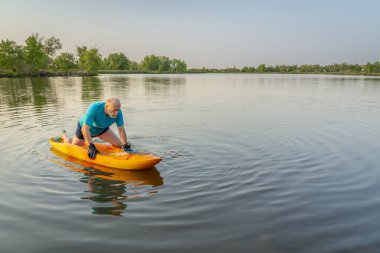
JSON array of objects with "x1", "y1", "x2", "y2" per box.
[
  {"x1": 61, "y1": 130, "x2": 71, "y2": 143},
  {"x1": 54, "y1": 130, "x2": 68, "y2": 143},
  {"x1": 53, "y1": 136, "x2": 62, "y2": 142}
]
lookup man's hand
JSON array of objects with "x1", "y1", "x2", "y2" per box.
[
  {"x1": 122, "y1": 142, "x2": 132, "y2": 152},
  {"x1": 88, "y1": 143, "x2": 99, "y2": 159}
]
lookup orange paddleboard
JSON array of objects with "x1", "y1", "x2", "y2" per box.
[{"x1": 49, "y1": 138, "x2": 162, "y2": 170}]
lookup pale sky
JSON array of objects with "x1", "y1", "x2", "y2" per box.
[{"x1": 1, "y1": 0, "x2": 380, "y2": 68}]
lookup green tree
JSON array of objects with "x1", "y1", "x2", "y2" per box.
[
  {"x1": 351, "y1": 64, "x2": 363, "y2": 73},
  {"x1": 141, "y1": 55, "x2": 160, "y2": 71},
  {"x1": 103, "y1": 52, "x2": 130, "y2": 70},
  {"x1": 23, "y1": 33, "x2": 49, "y2": 73},
  {"x1": 44, "y1": 36, "x2": 62, "y2": 58},
  {"x1": 43, "y1": 36, "x2": 62, "y2": 68},
  {"x1": 77, "y1": 47, "x2": 102, "y2": 74},
  {"x1": 129, "y1": 61, "x2": 140, "y2": 71},
  {"x1": 373, "y1": 62, "x2": 380, "y2": 73},
  {"x1": 158, "y1": 56, "x2": 171, "y2": 72},
  {"x1": 241, "y1": 66, "x2": 256, "y2": 72},
  {"x1": 54, "y1": 52, "x2": 77, "y2": 71},
  {"x1": 170, "y1": 59, "x2": 187, "y2": 72},
  {"x1": 257, "y1": 64, "x2": 266, "y2": 73},
  {"x1": 76, "y1": 46, "x2": 87, "y2": 69},
  {"x1": 0, "y1": 39, "x2": 24, "y2": 71}
]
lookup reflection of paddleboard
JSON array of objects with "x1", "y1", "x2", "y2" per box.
[
  {"x1": 49, "y1": 138, "x2": 162, "y2": 170},
  {"x1": 50, "y1": 148, "x2": 164, "y2": 186}
]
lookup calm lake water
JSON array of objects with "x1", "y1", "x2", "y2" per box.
[{"x1": 0, "y1": 74, "x2": 380, "y2": 253}]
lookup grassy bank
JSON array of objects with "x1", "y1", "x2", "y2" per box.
[
  {"x1": 187, "y1": 71, "x2": 380, "y2": 76},
  {"x1": 98, "y1": 70, "x2": 188, "y2": 74},
  {"x1": 0, "y1": 70, "x2": 96, "y2": 78},
  {"x1": 100, "y1": 70, "x2": 380, "y2": 77},
  {"x1": 2, "y1": 69, "x2": 380, "y2": 78}
]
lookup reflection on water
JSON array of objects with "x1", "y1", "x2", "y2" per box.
[
  {"x1": 82, "y1": 77, "x2": 103, "y2": 101},
  {"x1": 0, "y1": 75, "x2": 186, "y2": 110},
  {"x1": 143, "y1": 76, "x2": 186, "y2": 97},
  {"x1": 0, "y1": 77, "x2": 58, "y2": 108},
  {"x1": 0, "y1": 78, "x2": 31, "y2": 107},
  {"x1": 143, "y1": 76, "x2": 186, "y2": 85},
  {"x1": 30, "y1": 78, "x2": 58, "y2": 108},
  {"x1": 1, "y1": 74, "x2": 380, "y2": 252},
  {"x1": 103, "y1": 75, "x2": 131, "y2": 84},
  {"x1": 106, "y1": 76, "x2": 131, "y2": 94},
  {"x1": 50, "y1": 148, "x2": 163, "y2": 216},
  {"x1": 81, "y1": 176, "x2": 128, "y2": 216}
]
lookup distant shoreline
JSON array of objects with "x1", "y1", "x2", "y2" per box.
[
  {"x1": 1, "y1": 70, "x2": 380, "y2": 78},
  {"x1": 99, "y1": 70, "x2": 380, "y2": 77},
  {"x1": 1, "y1": 34, "x2": 379, "y2": 79},
  {"x1": 0, "y1": 70, "x2": 96, "y2": 78}
]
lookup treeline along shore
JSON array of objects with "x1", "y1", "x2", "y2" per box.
[
  {"x1": 0, "y1": 33, "x2": 187, "y2": 77},
  {"x1": 1, "y1": 33, "x2": 380, "y2": 77},
  {"x1": 188, "y1": 62, "x2": 380, "y2": 76}
]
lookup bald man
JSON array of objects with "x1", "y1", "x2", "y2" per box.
[{"x1": 60, "y1": 97, "x2": 130, "y2": 159}]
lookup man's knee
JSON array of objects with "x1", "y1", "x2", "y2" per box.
[{"x1": 72, "y1": 136, "x2": 85, "y2": 145}]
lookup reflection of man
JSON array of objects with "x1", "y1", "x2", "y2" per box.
[
  {"x1": 85, "y1": 176, "x2": 127, "y2": 217},
  {"x1": 60, "y1": 97, "x2": 131, "y2": 159}
]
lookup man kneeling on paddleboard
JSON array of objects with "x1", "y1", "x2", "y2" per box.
[{"x1": 59, "y1": 97, "x2": 131, "y2": 159}]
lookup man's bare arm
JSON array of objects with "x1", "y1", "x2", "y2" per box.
[
  {"x1": 82, "y1": 123, "x2": 93, "y2": 145},
  {"x1": 118, "y1": 126, "x2": 128, "y2": 146}
]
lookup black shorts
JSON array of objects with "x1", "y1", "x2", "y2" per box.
[{"x1": 75, "y1": 122, "x2": 109, "y2": 140}]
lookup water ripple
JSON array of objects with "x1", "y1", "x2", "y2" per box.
[{"x1": 1, "y1": 74, "x2": 380, "y2": 252}]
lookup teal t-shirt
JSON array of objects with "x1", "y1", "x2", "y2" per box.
[{"x1": 79, "y1": 102, "x2": 124, "y2": 136}]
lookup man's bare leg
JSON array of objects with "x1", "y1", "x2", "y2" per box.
[
  {"x1": 60, "y1": 131, "x2": 72, "y2": 144},
  {"x1": 98, "y1": 129, "x2": 122, "y2": 147},
  {"x1": 72, "y1": 135, "x2": 85, "y2": 145},
  {"x1": 59, "y1": 130, "x2": 85, "y2": 146}
]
